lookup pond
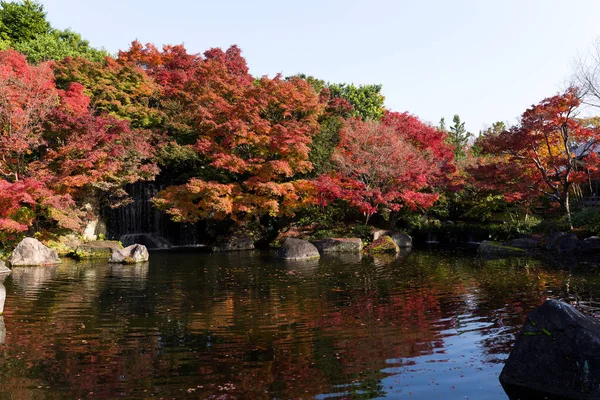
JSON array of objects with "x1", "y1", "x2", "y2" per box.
[{"x1": 0, "y1": 249, "x2": 599, "y2": 399}]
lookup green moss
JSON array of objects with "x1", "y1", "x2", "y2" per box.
[{"x1": 364, "y1": 236, "x2": 399, "y2": 255}]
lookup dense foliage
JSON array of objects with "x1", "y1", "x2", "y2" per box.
[{"x1": 2, "y1": 1, "x2": 600, "y2": 245}]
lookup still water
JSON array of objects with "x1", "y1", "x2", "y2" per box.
[{"x1": 0, "y1": 249, "x2": 599, "y2": 399}]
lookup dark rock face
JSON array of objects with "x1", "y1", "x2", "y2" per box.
[
  {"x1": 119, "y1": 234, "x2": 171, "y2": 249},
  {"x1": 500, "y1": 300, "x2": 600, "y2": 400},
  {"x1": 579, "y1": 236, "x2": 600, "y2": 253},
  {"x1": 212, "y1": 236, "x2": 255, "y2": 252},
  {"x1": 312, "y1": 238, "x2": 362, "y2": 253},
  {"x1": 390, "y1": 232, "x2": 413, "y2": 248},
  {"x1": 109, "y1": 244, "x2": 149, "y2": 264},
  {"x1": 276, "y1": 238, "x2": 320, "y2": 260},
  {"x1": 545, "y1": 232, "x2": 580, "y2": 252},
  {"x1": 9, "y1": 238, "x2": 61, "y2": 266},
  {"x1": 507, "y1": 237, "x2": 539, "y2": 249}
]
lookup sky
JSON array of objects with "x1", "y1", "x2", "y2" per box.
[{"x1": 38, "y1": 0, "x2": 600, "y2": 133}]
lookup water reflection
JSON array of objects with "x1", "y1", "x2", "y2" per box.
[{"x1": 0, "y1": 250, "x2": 597, "y2": 399}]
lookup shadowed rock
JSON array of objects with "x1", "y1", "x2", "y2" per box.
[
  {"x1": 579, "y1": 236, "x2": 600, "y2": 253},
  {"x1": 373, "y1": 230, "x2": 413, "y2": 247},
  {"x1": 109, "y1": 244, "x2": 149, "y2": 264},
  {"x1": 9, "y1": 238, "x2": 61, "y2": 266},
  {"x1": 500, "y1": 300, "x2": 600, "y2": 400},
  {"x1": 276, "y1": 238, "x2": 320, "y2": 260},
  {"x1": 545, "y1": 232, "x2": 580, "y2": 252},
  {"x1": 312, "y1": 238, "x2": 362, "y2": 253},
  {"x1": 212, "y1": 236, "x2": 255, "y2": 252}
]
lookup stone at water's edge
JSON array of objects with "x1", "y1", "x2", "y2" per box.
[
  {"x1": 75, "y1": 240, "x2": 123, "y2": 259},
  {"x1": 0, "y1": 260, "x2": 10, "y2": 275},
  {"x1": 276, "y1": 238, "x2": 320, "y2": 260},
  {"x1": 500, "y1": 300, "x2": 600, "y2": 400},
  {"x1": 312, "y1": 238, "x2": 363, "y2": 253},
  {"x1": 373, "y1": 230, "x2": 413, "y2": 248},
  {"x1": 364, "y1": 236, "x2": 400, "y2": 254},
  {"x1": 109, "y1": 244, "x2": 149, "y2": 264},
  {"x1": 212, "y1": 236, "x2": 255, "y2": 252},
  {"x1": 9, "y1": 237, "x2": 61, "y2": 266}
]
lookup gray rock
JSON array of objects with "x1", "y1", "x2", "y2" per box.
[
  {"x1": 9, "y1": 237, "x2": 61, "y2": 266},
  {"x1": 390, "y1": 232, "x2": 413, "y2": 248},
  {"x1": 477, "y1": 241, "x2": 525, "y2": 255},
  {"x1": 0, "y1": 260, "x2": 10, "y2": 275},
  {"x1": 373, "y1": 231, "x2": 412, "y2": 247},
  {"x1": 373, "y1": 230, "x2": 390, "y2": 241},
  {"x1": 507, "y1": 237, "x2": 539, "y2": 249},
  {"x1": 276, "y1": 238, "x2": 320, "y2": 260},
  {"x1": 579, "y1": 236, "x2": 600, "y2": 253},
  {"x1": 312, "y1": 238, "x2": 362, "y2": 253},
  {"x1": 546, "y1": 233, "x2": 580, "y2": 252},
  {"x1": 500, "y1": 300, "x2": 600, "y2": 399},
  {"x1": 109, "y1": 244, "x2": 149, "y2": 264},
  {"x1": 212, "y1": 236, "x2": 255, "y2": 252}
]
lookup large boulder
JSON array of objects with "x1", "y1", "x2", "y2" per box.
[
  {"x1": 0, "y1": 260, "x2": 10, "y2": 275},
  {"x1": 372, "y1": 230, "x2": 413, "y2": 248},
  {"x1": 500, "y1": 300, "x2": 600, "y2": 400},
  {"x1": 109, "y1": 244, "x2": 149, "y2": 264},
  {"x1": 312, "y1": 238, "x2": 363, "y2": 253},
  {"x1": 212, "y1": 236, "x2": 255, "y2": 252},
  {"x1": 9, "y1": 238, "x2": 61, "y2": 266},
  {"x1": 390, "y1": 232, "x2": 413, "y2": 248},
  {"x1": 364, "y1": 236, "x2": 400, "y2": 255},
  {"x1": 545, "y1": 232, "x2": 580, "y2": 252},
  {"x1": 276, "y1": 238, "x2": 320, "y2": 260},
  {"x1": 120, "y1": 234, "x2": 170, "y2": 249}
]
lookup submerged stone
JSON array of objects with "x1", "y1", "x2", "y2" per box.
[
  {"x1": 500, "y1": 300, "x2": 600, "y2": 400},
  {"x1": 477, "y1": 241, "x2": 525, "y2": 256},
  {"x1": 9, "y1": 238, "x2": 61, "y2": 266}
]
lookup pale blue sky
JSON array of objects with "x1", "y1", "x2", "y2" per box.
[{"x1": 39, "y1": 0, "x2": 600, "y2": 133}]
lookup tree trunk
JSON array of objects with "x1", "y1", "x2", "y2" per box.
[{"x1": 561, "y1": 193, "x2": 573, "y2": 231}]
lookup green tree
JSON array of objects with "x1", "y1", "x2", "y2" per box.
[
  {"x1": 0, "y1": 0, "x2": 49, "y2": 43},
  {"x1": 448, "y1": 114, "x2": 472, "y2": 159},
  {"x1": 328, "y1": 83, "x2": 385, "y2": 121},
  {"x1": 14, "y1": 28, "x2": 107, "y2": 64}
]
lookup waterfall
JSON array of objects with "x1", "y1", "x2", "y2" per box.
[{"x1": 103, "y1": 182, "x2": 201, "y2": 248}]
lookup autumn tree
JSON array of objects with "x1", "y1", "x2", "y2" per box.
[
  {"x1": 117, "y1": 42, "x2": 324, "y2": 222},
  {"x1": 475, "y1": 88, "x2": 600, "y2": 229},
  {"x1": 316, "y1": 112, "x2": 456, "y2": 224},
  {"x1": 0, "y1": 50, "x2": 157, "y2": 236}
]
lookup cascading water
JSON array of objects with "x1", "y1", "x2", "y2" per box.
[{"x1": 103, "y1": 182, "x2": 201, "y2": 248}]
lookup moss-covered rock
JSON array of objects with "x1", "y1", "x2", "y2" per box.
[
  {"x1": 364, "y1": 236, "x2": 400, "y2": 255},
  {"x1": 70, "y1": 240, "x2": 123, "y2": 260}
]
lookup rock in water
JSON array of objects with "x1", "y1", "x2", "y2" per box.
[
  {"x1": 276, "y1": 238, "x2": 320, "y2": 260},
  {"x1": 109, "y1": 244, "x2": 149, "y2": 264},
  {"x1": 0, "y1": 260, "x2": 10, "y2": 275},
  {"x1": 364, "y1": 236, "x2": 400, "y2": 255},
  {"x1": 212, "y1": 236, "x2": 255, "y2": 252},
  {"x1": 312, "y1": 238, "x2": 363, "y2": 253},
  {"x1": 9, "y1": 238, "x2": 61, "y2": 266},
  {"x1": 500, "y1": 300, "x2": 600, "y2": 400}
]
